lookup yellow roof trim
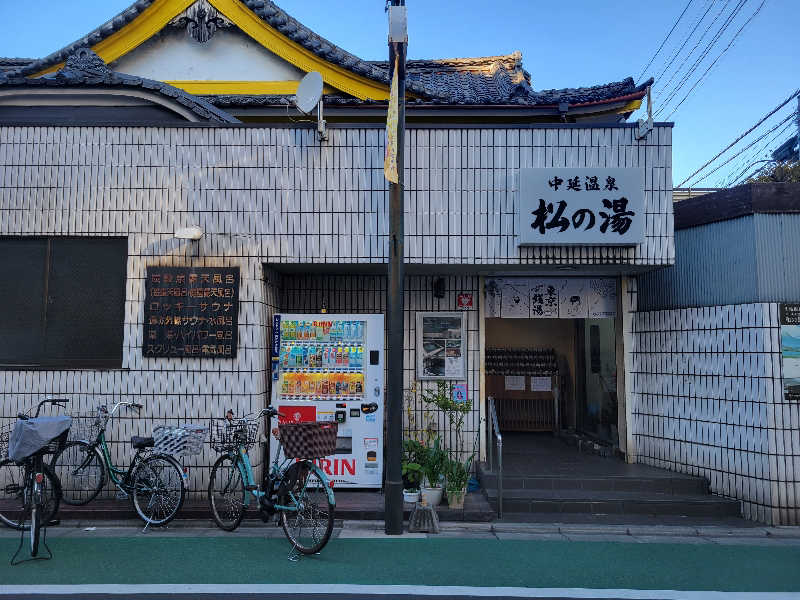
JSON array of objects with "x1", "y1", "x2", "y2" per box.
[
  {"x1": 166, "y1": 80, "x2": 336, "y2": 95},
  {"x1": 616, "y1": 99, "x2": 642, "y2": 114},
  {"x1": 31, "y1": 0, "x2": 196, "y2": 77},
  {"x1": 207, "y1": 0, "x2": 390, "y2": 101}
]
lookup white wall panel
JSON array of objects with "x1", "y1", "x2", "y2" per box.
[{"x1": 631, "y1": 303, "x2": 799, "y2": 525}]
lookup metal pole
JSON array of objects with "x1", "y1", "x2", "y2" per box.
[{"x1": 385, "y1": 0, "x2": 406, "y2": 536}]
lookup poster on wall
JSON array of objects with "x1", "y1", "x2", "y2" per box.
[
  {"x1": 558, "y1": 279, "x2": 589, "y2": 318},
  {"x1": 588, "y1": 278, "x2": 617, "y2": 318},
  {"x1": 780, "y1": 303, "x2": 800, "y2": 402},
  {"x1": 529, "y1": 280, "x2": 559, "y2": 318},
  {"x1": 485, "y1": 277, "x2": 617, "y2": 319},
  {"x1": 143, "y1": 266, "x2": 239, "y2": 358},
  {"x1": 416, "y1": 312, "x2": 466, "y2": 380},
  {"x1": 499, "y1": 280, "x2": 531, "y2": 318}
]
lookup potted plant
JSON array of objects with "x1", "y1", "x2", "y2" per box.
[
  {"x1": 401, "y1": 440, "x2": 425, "y2": 503},
  {"x1": 445, "y1": 455, "x2": 472, "y2": 510},
  {"x1": 419, "y1": 436, "x2": 448, "y2": 507}
]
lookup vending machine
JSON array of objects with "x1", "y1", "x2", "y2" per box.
[{"x1": 269, "y1": 313, "x2": 384, "y2": 488}]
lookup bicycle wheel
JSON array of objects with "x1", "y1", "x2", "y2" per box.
[
  {"x1": 208, "y1": 454, "x2": 246, "y2": 531},
  {"x1": 51, "y1": 441, "x2": 106, "y2": 506},
  {"x1": 0, "y1": 460, "x2": 59, "y2": 530},
  {"x1": 278, "y1": 461, "x2": 335, "y2": 554},
  {"x1": 131, "y1": 454, "x2": 185, "y2": 527}
]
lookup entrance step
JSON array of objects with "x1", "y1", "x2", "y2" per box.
[
  {"x1": 483, "y1": 488, "x2": 741, "y2": 517},
  {"x1": 478, "y1": 471, "x2": 709, "y2": 495}
]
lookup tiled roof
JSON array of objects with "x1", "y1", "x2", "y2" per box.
[
  {"x1": 0, "y1": 49, "x2": 239, "y2": 123},
  {"x1": 0, "y1": 58, "x2": 35, "y2": 74},
  {"x1": 0, "y1": 0, "x2": 651, "y2": 111}
]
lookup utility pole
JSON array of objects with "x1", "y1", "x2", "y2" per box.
[{"x1": 385, "y1": 0, "x2": 406, "y2": 536}]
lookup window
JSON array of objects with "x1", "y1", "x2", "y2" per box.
[{"x1": 0, "y1": 237, "x2": 127, "y2": 369}]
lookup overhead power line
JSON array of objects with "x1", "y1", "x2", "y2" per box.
[
  {"x1": 636, "y1": 0, "x2": 694, "y2": 82},
  {"x1": 721, "y1": 117, "x2": 796, "y2": 186},
  {"x1": 663, "y1": 0, "x2": 767, "y2": 120},
  {"x1": 653, "y1": 0, "x2": 732, "y2": 99},
  {"x1": 656, "y1": 0, "x2": 749, "y2": 117},
  {"x1": 654, "y1": 0, "x2": 717, "y2": 85},
  {"x1": 683, "y1": 110, "x2": 797, "y2": 187},
  {"x1": 677, "y1": 87, "x2": 799, "y2": 187}
]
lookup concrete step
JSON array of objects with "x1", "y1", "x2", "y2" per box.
[
  {"x1": 478, "y1": 472, "x2": 708, "y2": 495},
  {"x1": 484, "y1": 488, "x2": 741, "y2": 517}
]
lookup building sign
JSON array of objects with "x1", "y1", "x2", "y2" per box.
[
  {"x1": 517, "y1": 168, "x2": 645, "y2": 246},
  {"x1": 780, "y1": 303, "x2": 800, "y2": 402},
  {"x1": 143, "y1": 266, "x2": 239, "y2": 358},
  {"x1": 457, "y1": 293, "x2": 473, "y2": 310},
  {"x1": 416, "y1": 312, "x2": 466, "y2": 380},
  {"x1": 485, "y1": 277, "x2": 616, "y2": 319}
]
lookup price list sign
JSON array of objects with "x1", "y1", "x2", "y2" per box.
[{"x1": 143, "y1": 266, "x2": 239, "y2": 359}]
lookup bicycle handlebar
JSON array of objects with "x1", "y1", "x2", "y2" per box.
[
  {"x1": 108, "y1": 401, "x2": 143, "y2": 416},
  {"x1": 30, "y1": 397, "x2": 70, "y2": 417}
]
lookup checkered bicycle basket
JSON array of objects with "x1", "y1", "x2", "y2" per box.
[
  {"x1": 278, "y1": 422, "x2": 338, "y2": 459},
  {"x1": 210, "y1": 419, "x2": 260, "y2": 452},
  {"x1": 153, "y1": 424, "x2": 208, "y2": 458}
]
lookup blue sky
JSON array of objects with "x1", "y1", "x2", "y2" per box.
[{"x1": 1, "y1": 0, "x2": 797, "y2": 187}]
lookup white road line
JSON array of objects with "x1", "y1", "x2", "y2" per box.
[{"x1": 0, "y1": 585, "x2": 797, "y2": 599}]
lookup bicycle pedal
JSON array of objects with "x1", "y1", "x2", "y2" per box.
[
  {"x1": 245, "y1": 484, "x2": 258, "y2": 491},
  {"x1": 47, "y1": 519, "x2": 60, "y2": 527}
]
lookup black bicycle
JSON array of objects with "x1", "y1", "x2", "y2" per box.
[{"x1": 0, "y1": 398, "x2": 71, "y2": 562}]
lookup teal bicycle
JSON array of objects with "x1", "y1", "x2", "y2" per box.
[{"x1": 208, "y1": 407, "x2": 336, "y2": 555}]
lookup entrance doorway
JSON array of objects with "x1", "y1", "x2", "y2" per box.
[{"x1": 485, "y1": 315, "x2": 618, "y2": 447}]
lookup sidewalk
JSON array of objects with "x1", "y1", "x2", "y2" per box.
[{"x1": 3, "y1": 517, "x2": 799, "y2": 546}]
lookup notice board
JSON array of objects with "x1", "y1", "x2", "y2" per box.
[{"x1": 143, "y1": 266, "x2": 239, "y2": 359}]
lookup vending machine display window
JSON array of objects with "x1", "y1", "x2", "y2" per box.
[{"x1": 416, "y1": 312, "x2": 467, "y2": 380}]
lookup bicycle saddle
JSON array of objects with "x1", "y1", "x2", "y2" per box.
[{"x1": 131, "y1": 436, "x2": 154, "y2": 449}]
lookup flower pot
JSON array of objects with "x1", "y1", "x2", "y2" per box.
[
  {"x1": 403, "y1": 489, "x2": 420, "y2": 504},
  {"x1": 446, "y1": 488, "x2": 466, "y2": 510},
  {"x1": 419, "y1": 486, "x2": 443, "y2": 507}
]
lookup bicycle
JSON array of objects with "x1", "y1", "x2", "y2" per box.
[
  {"x1": 0, "y1": 399, "x2": 71, "y2": 563},
  {"x1": 0, "y1": 398, "x2": 70, "y2": 532},
  {"x1": 50, "y1": 401, "x2": 191, "y2": 528},
  {"x1": 207, "y1": 407, "x2": 337, "y2": 556}
]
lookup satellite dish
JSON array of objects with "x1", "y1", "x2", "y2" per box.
[{"x1": 294, "y1": 71, "x2": 323, "y2": 115}]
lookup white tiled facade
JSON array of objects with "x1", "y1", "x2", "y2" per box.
[
  {"x1": 0, "y1": 123, "x2": 672, "y2": 496},
  {"x1": 629, "y1": 298, "x2": 799, "y2": 525}
]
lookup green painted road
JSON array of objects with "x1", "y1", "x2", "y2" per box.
[{"x1": 2, "y1": 536, "x2": 800, "y2": 593}]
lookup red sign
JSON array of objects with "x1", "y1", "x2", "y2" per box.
[
  {"x1": 457, "y1": 293, "x2": 473, "y2": 310},
  {"x1": 278, "y1": 405, "x2": 316, "y2": 423}
]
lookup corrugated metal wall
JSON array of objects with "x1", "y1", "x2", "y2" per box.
[
  {"x1": 637, "y1": 216, "x2": 758, "y2": 310},
  {"x1": 638, "y1": 213, "x2": 800, "y2": 311},
  {"x1": 754, "y1": 214, "x2": 800, "y2": 302}
]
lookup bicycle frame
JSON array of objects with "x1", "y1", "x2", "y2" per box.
[
  {"x1": 71, "y1": 401, "x2": 165, "y2": 494},
  {"x1": 225, "y1": 435, "x2": 334, "y2": 513},
  {"x1": 93, "y1": 431, "x2": 146, "y2": 492}
]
